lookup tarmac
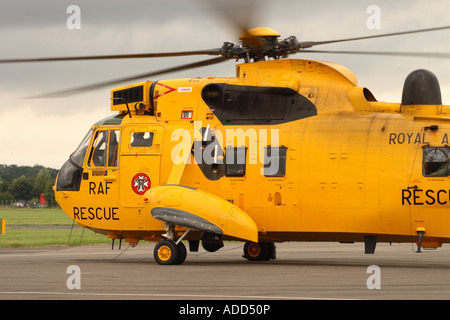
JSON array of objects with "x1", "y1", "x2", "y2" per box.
[{"x1": 1, "y1": 241, "x2": 450, "y2": 300}]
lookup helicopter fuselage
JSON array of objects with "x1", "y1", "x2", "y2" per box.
[{"x1": 55, "y1": 58, "x2": 450, "y2": 260}]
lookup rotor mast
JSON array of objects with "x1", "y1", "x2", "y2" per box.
[{"x1": 220, "y1": 27, "x2": 301, "y2": 62}]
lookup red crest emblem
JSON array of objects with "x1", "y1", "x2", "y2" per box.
[{"x1": 131, "y1": 173, "x2": 151, "y2": 195}]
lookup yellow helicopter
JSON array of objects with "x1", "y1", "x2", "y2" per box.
[{"x1": 3, "y1": 6, "x2": 450, "y2": 265}]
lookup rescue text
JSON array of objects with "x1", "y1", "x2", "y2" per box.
[{"x1": 73, "y1": 207, "x2": 120, "y2": 220}]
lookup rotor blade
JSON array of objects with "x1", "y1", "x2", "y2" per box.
[
  {"x1": 27, "y1": 56, "x2": 228, "y2": 99},
  {"x1": 299, "y1": 25, "x2": 450, "y2": 49},
  {"x1": 199, "y1": 0, "x2": 258, "y2": 36},
  {"x1": 301, "y1": 49, "x2": 450, "y2": 59},
  {"x1": 0, "y1": 49, "x2": 221, "y2": 64},
  {"x1": 198, "y1": 0, "x2": 263, "y2": 48}
]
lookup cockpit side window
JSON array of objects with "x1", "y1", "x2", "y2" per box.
[
  {"x1": 88, "y1": 129, "x2": 120, "y2": 168},
  {"x1": 423, "y1": 147, "x2": 450, "y2": 177},
  {"x1": 90, "y1": 131, "x2": 107, "y2": 167},
  {"x1": 108, "y1": 130, "x2": 120, "y2": 167}
]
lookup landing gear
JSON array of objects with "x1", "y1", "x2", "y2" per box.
[
  {"x1": 201, "y1": 232, "x2": 224, "y2": 252},
  {"x1": 153, "y1": 239, "x2": 187, "y2": 265},
  {"x1": 153, "y1": 222, "x2": 276, "y2": 264},
  {"x1": 153, "y1": 223, "x2": 189, "y2": 265},
  {"x1": 243, "y1": 241, "x2": 276, "y2": 261}
]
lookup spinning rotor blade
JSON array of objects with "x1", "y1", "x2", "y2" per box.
[
  {"x1": 201, "y1": 0, "x2": 257, "y2": 36},
  {"x1": 298, "y1": 25, "x2": 450, "y2": 49},
  {"x1": 302, "y1": 50, "x2": 450, "y2": 59},
  {"x1": 28, "y1": 56, "x2": 227, "y2": 98},
  {"x1": 0, "y1": 49, "x2": 221, "y2": 64},
  {"x1": 200, "y1": 0, "x2": 263, "y2": 48}
]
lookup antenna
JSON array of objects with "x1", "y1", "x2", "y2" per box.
[{"x1": 110, "y1": 97, "x2": 132, "y2": 118}]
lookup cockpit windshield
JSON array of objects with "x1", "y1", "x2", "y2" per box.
[
  {"x1": 56, "y1": 129, "x2": 93, "y2": 191},
  {"x1": 71, "y1": 129, "x2": 93, "y2": 166}
]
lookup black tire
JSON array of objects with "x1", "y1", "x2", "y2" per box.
[
  {"x1": 154, "y1": 239, "x2": 179, "y2": 265},
  {"x1": 265, "y1": 242, "x2": 276, "y2": 260},
  {"x1": 175, "y1": 241, "x2": 187, "y2": 265},
  {"x1": 243, "y1": 242, "x2": 268, "y2": 261},
  {"x1": 243, "y1": 242, "x2": 276, "y2": 261},
  {"x1": 201, "y1": 233, "x2": 224, "y2": 252}
]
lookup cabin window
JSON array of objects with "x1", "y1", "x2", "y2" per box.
[
  {"x1": 264, "y1": 146, "x2": 287, "y2": 177},
  {"x1": 225, "y1": 147, "x2": 246, "y2": 177},
  {"x1": 423, "y1": 147, "x2": 450, "y2": 177},
  {"x1": 88, "y1": 129, "x2": 120, "y2": 168},
  {"x1": 130, "y1": 131, "x2": 154, "y2": 147}
]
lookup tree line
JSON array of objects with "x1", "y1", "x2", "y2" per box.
[{"x1": 0, "y1": 164, "x2": 58, "y2": 206}]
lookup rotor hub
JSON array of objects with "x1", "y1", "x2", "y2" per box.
[
  {"x1": 239, "y1": 27, "x2": 281, "y2": 40},
  {"x1": 221, "y1": 27, "x2": 301, "y2": 62}
]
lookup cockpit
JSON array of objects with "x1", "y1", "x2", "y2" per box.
[{"x1": 56, "y1": 125, "x2": 122, "y2": 192}]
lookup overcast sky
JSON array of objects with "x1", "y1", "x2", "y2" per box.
[{"x1": 1, "y1": 0, "x2": 450, "y2": 169}]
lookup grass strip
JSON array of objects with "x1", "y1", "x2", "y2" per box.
[
  {"x1": 0, "y1": 228, "x2": 111, "y2": 248},
  {"x1": 0, "y1": 207, "x2": 73, "y2": 225},
  {"x1": 0, "y1": 207, "x2": 110, "y2": 247},
  {"x1": 0, "y1": 228, "x2": 110, "y2": 247}
]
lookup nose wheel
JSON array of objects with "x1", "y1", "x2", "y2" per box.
[{"x1": 154, "y1": 239, "x2": 187, "y2": 265}]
